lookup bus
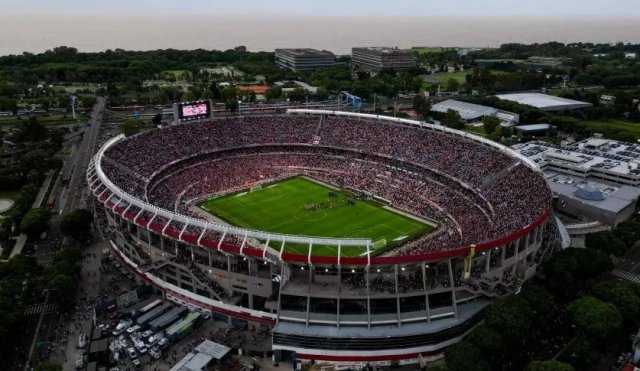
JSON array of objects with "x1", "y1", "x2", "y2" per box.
[
  {"x1": 165, "y1": 312, "x2": 202, "y2": 342},
  {"x1": 136, "y1": 299, "x2": 162, "y2": 318},
  {"x1": 136, "y1": 303, "x2": 172, "y2": 328},
  {"x1": 149, "y1": 306, "x2": 188, "y2": 331}
]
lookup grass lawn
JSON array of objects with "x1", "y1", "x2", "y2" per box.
[
  {"x1": 0, "y1": 114, "x2": 89, "y2": 127},
  {"x1": 199, "y1": 177, "x2": 431, "y2": 257},
  {"x1": 422, "y1": 70, "x2": 469, "y2": 85},
  {"x1": 578, "y1": 119, "x2": 640, "y2": 135}
]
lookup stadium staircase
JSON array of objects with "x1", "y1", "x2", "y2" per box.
[
  {"x1": 479, "y1": 161, "x2": 521, "y2": 191},
  {"x1": 315, "y1": 114, "x2": 325, "y2": 136},
  {"x1": 149, "y1": 260, "x2": 235, "y2": 303}
]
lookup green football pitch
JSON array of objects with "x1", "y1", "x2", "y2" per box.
[{"x1": 198, "y1": 177, "x2": 431, "y2": 257}]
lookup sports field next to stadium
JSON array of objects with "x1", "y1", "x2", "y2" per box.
[{"x1": 198, "y1": 177, "x2": 432, "y2": 257}]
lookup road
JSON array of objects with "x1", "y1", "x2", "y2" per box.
[{"x1": 58, "y1": 97, "x2": 105, "y2": 214}]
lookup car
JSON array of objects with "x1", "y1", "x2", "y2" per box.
[
  {"x1": 156, "y1": 337, "x2": 169, "y2": 350},
  {"x1": 126, "y1": 325, "x2": 141, "y2": 334},
  {"x1": 127, "y1": 347, "x2": 137, "y2": 359},
  {"x1": 138, "y1": 346, "x2": 148, "y2": 354},
  {"x1": 77, "y1": 334, "x2": 87, "y2": 349},
  {"x1": 141, "y1": 330, "x2": 153, "y2": 338},
  {"x1": 132, "y1": 359, "x2": 142, "y2": 369},
  {"x1": 75, "y1": 355, "x2": 85, "y2": 369},
  {"x1": 112, "y1": 320, "x2": 132, "y2": 336},
  {"x1": 146, "y1": 333, "x2": 162, "y2": 347},
  {"x1": 149, "y1": 347, "x2": 161, "y2": 360}
]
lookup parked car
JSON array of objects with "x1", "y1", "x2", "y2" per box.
[
  {"x1": 127, "y1": 347, "x2": 137, "y2": 359},
  {"x1": 149, "y1": 347, "x2": 161, "y2": 360}
]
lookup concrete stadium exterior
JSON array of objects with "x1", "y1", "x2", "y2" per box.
[{"x1": 88, "y1": 110, "x2": 554, "y2": 367}]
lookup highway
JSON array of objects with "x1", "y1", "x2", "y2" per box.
[{"x1": 57, "y1": 97, "x2": 105, "y2": 214}]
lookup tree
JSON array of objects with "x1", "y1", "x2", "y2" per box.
[
  {"x1": 568, "y1": 296, "x2": 622, "y2": 342},
  {"x1": 520, "y1": 285, "x2": 556, "y2": 323},
  {"x1": 466, "y1": 323, "x2": 505, "y2": 362},
  {"x1": 444, "y1": 341, "x2": 489, "y2": 371},
  {"x1": 20, "y1": 208, "x2": 51, "y2": 238},
  {"x1": 527, "y1": 360, "x2": 575, "y2": 371},
  {"x1": 287, "y1": 87, "x2": 307, "y2": 102},
  {"x1": 12, "y1": 116, "x2": 48, "y2": 143},
  {"x1": 47, "y1": 274, "x2": 75, "y2": 311},
  {"x1": 585, "y1": 231, "x2": 627, "y2": 256},
  {"x1": 482, "y1": 115, "x2": 501, "y2": 135},
  {"x1": 485, "y1": 296, "x2": 533, "y2": 340},
  {"x1": 315, "y1": 87, "x2": 329, "y2": 101},
  {"x1": 613, "y1": 218, "x2": 640, "y2": 248},
  {"x1": 118, "y1": 119, "x2": 146, "y2": 137},
  {"x1": 152, "y1": 113, "x2": 162, "y2": 126},
  {"x1": 592, "y1": 280, "x2": 640, "y2": 320},
  {"x1": 59, "y1": 208, "x2": 93, "y2": 242},
  {"x1": 264, "y1": 86, "x2": 282, "y2": 101},
  {"x1": 544, "y1": 248, "x2": 613, "y2": 298},
  {"x1": 225, "y1": 99, "x2": 238, "y2": 111},
  {"x1": 412, "y1": 94, "x2": 432, "y2": 119},
  {"x1": 442, "y1": 109, "x2": 464, "y2": 129},
  {"x1": 446, "y1": 78, "x2": 460, "y2": 92}
]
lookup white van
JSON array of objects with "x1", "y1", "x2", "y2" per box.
[{"x1": 112, "y1": 320, "x2": 132, "y2": 336}]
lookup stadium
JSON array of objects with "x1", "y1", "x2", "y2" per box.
[{"x1": 88, "y1": 109, "x2": 554, "y2": 367}]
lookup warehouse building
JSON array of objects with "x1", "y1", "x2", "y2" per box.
[
  {"x1": 352, "y1": 47, "x2": 417, "y2": 73},
  {"x1": 431, "y1": 99, "x2": 519, "y2": 125},
  {"x1": 496, "y1": 93, "x2": 592, "y2": 112},
  {"x1": 275, "y1": 48, "x2": 337, "y2": 72}
]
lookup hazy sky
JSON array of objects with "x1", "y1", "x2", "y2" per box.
[{"x1": 2, "y1": 0, "x2": 639, "y2": 17}]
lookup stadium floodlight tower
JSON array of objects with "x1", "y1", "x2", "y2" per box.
[{"x1": 172, "y1": 100, "x2": 213, "y2": 124}]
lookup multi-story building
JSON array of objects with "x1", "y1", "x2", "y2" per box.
[
  {"x1": 351, "y1": 47, "x2": 417, "y2": 73},
  {"x1": 275, "y1": 48, "x2": 336, "y2": 72}
]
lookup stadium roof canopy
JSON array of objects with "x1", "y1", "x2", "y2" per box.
[
  {"x1": 431, "y1": 99, "x2": 498, "y2": 121},
  {"x1": 495, "y1": 93, "x2": 592, "y2": 111}
]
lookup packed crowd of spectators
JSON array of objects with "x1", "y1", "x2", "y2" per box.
[{"x1": 99, "y1": 115, "x2": 552, "y2": 257}]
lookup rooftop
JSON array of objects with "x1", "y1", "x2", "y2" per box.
[
  {"x1": 170, "y1": 340, "x2": 231, "y2": 371},
  {"x1": 431, "y1": 99, "x2": 498, "y2": 121},
  {"x1": 353, "y1": 47, "x2": 414, "y2": 54},
  {"x1": 514, "y1": 124, "x2": 551, "y2": 133},
  {"x1": 275, "y1": 48, "x2": 335, "y2": 56},
  {"x1": 496, "y1": 93, "x2": 592, "y2": 111},
  {"x1": 511, "y1": 138, "x2": 640, "y2": 177},
  {"x1": 544, "y1": 172, "x2": 640, "y2": 213}
]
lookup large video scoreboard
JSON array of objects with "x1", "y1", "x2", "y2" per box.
[{"x1": 174, "y1": 100, "x2": 212, "y2": 122}]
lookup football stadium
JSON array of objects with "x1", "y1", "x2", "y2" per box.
[{"x1": 88, "y1": 109, "x2": 555, "y2": 367}]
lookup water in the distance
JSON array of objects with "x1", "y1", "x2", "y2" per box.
[{"x1": 0, "y1": 13, "x2": 638, "y2": 55}]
